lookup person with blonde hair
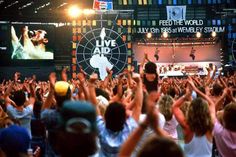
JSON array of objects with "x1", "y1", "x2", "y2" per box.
[
  {"x1": 158, "y1": 95, "x2": 178, "y2": 139},
  {"x1": 173, "y1": 78, "x2": 214, "y2": 157}
]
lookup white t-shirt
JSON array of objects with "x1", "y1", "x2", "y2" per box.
[
  {"x1": 163, "y1": 115, "x2": 179, "y2": 139},
  {"x1": 131, "y1": 113, "x2": 166, "y2": 157},
  {"x1": 139, "y1": 112, "x2": 166, "y2": 129}
]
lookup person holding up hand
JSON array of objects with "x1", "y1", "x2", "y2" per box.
[
  {"x1": 119, "y1": 92, "x2": 184, "y2": 157},
  {"x1": 173, "y1": 77, "x2": 215, "y2": 157}
]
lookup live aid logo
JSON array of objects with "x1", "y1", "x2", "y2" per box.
[
  {"x1": 93, "y1": 40, "x2": 116, "y2": 55},
  {"x1": 93, "y1": 28, "x2": 116, "y2": 55}
]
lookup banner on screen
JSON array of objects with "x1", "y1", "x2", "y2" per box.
[{"x1": 167, "y1": 6, "x2": 186, "y2": 20}]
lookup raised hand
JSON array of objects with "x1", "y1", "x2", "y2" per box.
[
  {"x1": 32, "y1": 74, "x2": 36, "y2": 82},
  {"x1": 132, "y1": 73, "x2": 141, "y2": 84},
  {"x1": 77, "y1": 72, "x2": 86, "y2": 84},
  {"x1": 146, "y1": 92, "x2": 159, "y2": 132},
  {"x1": 89, "y1": 73, "x2": 98, "y2": 83},
  {"x1": 186, "y1": 81, "x2": 193, "y2": 93},
  {"x1": 106, "y1": 67, "x2": 113, "y2": 76},
  {"x1": 187, "y1": 76, "x2": 196, "y2": 89},
  {"x1": 49, "y1": 72, "x2": 56, "y2": 86},
  {"x1": 61, "y1": 67, "x2": 68, "y2": 81},
  {"x1": 14, "y1": 72, "x2": 20, "y2": 82},
  {"x1": 79, "y1": 65, "x2": 87, "y2": 77}
]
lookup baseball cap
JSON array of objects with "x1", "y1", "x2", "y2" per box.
[
  {"x1": 54, "y1": 81, "x2": 71, "y2": 97},
  {"x1": 59, "y1": 100, "x2": 97, "y2": 134},
  {"x1": 0, "y1": 125, "x2": 30, "y2": 154}
]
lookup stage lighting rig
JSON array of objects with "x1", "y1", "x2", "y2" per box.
[
  {"x1": 146, "y1": 32, "x2": 152, "y2": 39},
  {"x1": 211, "y1": 31, "x2": 217, "y2": 38},
  {"x1": 196, "y1": 32, "x2": 201, "y2": 38},
  {"x1": 68, "y1": 6, "x2": 95, "y2": 18},
  {"x1": 68, "y1": 6, "x2": 82, "y2": 18},
  {"x1": 162, "y1": 32, "x2": 168, "y2": 38}
]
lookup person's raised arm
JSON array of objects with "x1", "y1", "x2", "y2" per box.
[
  {"x1": 127, "y1": 71, "x2": 135, "y2": 90},
  {"x1": 11, "y1": 26, "x2": 19, "y2": 43},
  {"x1": 215, "y1": 88, "x2": 228, "y2": 111},
  {"x1": 22, "y1": 26, "x2": 35, "y2": 53},
  {"x1": 109, "y1": 73, "x2": 124, "y2": 103},
  {"x1": 146, "y1": 92, "x2": 169, "y2": 137},
  {"x1": 103, "y1": 68, "x2": 113, "y2": 90},
  {"x1": 76, "y1": 81, "x2": 85, "y2": 100},
  {"x1": 172, "y1": 84, "x2": 192, "y2": 132},
  {"x1": 4, "y1": 81, "x2": 14, "y2": 106},
  {"x1": 119, "y1": 92, "x2": 157, "y2": 157},
  {"x1": 206, "y1": 65, "x2": 216, "y2": 86},
  {"x1": 118, "y1": 116, "x2": 148, "y2": 157},
  {"x1": 228, "y1": 87, "x2": 236, "y2": 103},
  {"x1": 4, "y1": 72, "x2": 20, "y2": 106},
  {"x1": 192, "y1": 75, "x2": 203, "y2": 87},
  {"x1": 119, "y1": 92, "x2": 166, "y2": 157},
  {"x1": 28, "y1": 79, "x2": 36, "y2": 105},
  {"x1": 42, "y1": 72, "x2": 56, "y2": 110},
  {"x1": 88, "y1": 73, "x2": 100, "y2": 115},
  {"x1": 117, "y1": 74, "x2": 124, "y2": 99},
  {"x1": 233, "y1": 72, "x2": 236, "y2": 86},
  {"x1": 172, "y1": 79, "x2": 181, "y2": 97},
  {"x1": 61, "y1": 68, "x2": 68, "y2": 82},
  {"x1": 131, "y1": 73, "x2": 143, "y2": 122},
  {"x1": 188, "y1": 78, "x2": 216, "y2": 124},
  {"x1": 139, "y1": 53, "x2": 149, "y2": 77},
  {"x1": 77, "y1": 72, "x2": 90, "y2": 101},
  {"x1": 219, "y1": 75, "x2": 228, "y2": 89}
]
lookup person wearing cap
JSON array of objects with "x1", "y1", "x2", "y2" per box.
[
  {"x1": 53, "y1": 100, "x2": 97, "y2": 157},
  {"x1": 40, "y1": 73, "x2": 72, "y2": 157},
  {"x1": 41, "y1": 73, "x2": 72, "y2": 129},
  {"x1": 0, "y1": 125, "x2": 31, "y2": 157}
]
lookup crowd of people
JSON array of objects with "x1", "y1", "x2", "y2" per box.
[{"x1": 0, "y1": 57, "x2": 236, "y2": 157}]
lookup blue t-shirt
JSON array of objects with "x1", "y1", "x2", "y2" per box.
[
  {"x1": 41, "y1": 109, "x2": 60, "y2": 157},
  {"x1": 41, "y1": 109, "x2": 60, "y2": 129},
  {"x1": 96, "y1": 116, "x2": 138, "y2": 157},
  {"x1": 7, "y1": 104, "x2": 33, "y2": 138}
]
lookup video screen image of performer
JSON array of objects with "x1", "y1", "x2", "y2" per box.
[{"x1": 11, "y1": 25, "x2": 54, "y2": 59}]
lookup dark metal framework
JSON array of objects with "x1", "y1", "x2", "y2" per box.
[{"x1": 0, "y1": 0, "x2": 94, "y2": 22}]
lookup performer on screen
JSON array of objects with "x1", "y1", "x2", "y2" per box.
[{"x1": 11, "y1": 26, "x2": 53, "y2": 59}]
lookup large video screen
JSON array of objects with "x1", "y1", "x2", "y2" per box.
[
  {"x1": 0, "y1": 23, "x2": 10, "y2": 54},
  {"x1": 10, "y1": 24, "x2": 55, "y2": 60}
]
